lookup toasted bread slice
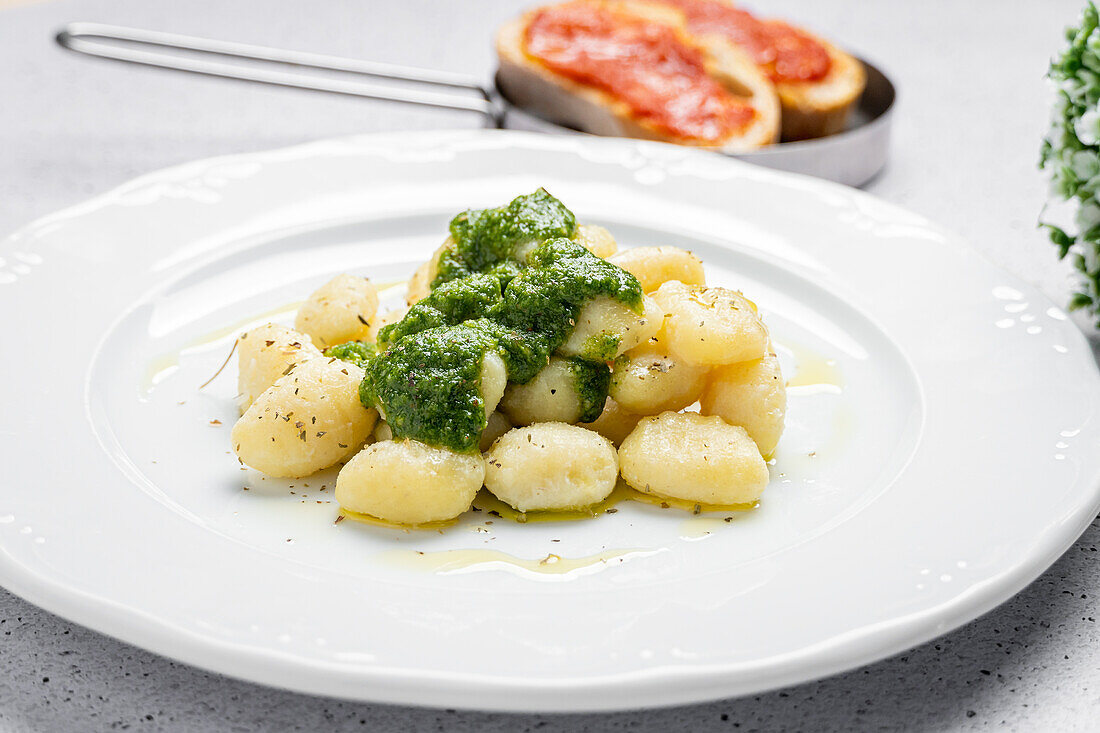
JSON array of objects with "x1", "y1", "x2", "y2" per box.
[
  {"x1": 654, "y1": 0, "x2": 865, "y2": 141},
  {"x1": 495, "y1": 1, "x2": 779, "y2": 151},
  {"x1": 771, "y1": 35, "x2": 865, "y2": 141}
]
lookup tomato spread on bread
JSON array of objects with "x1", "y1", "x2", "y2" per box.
[
  {"x1": 660, "y1": 0, "x2": 831, "y2": 83},
  {"x1": 523, "y1": 2, "x2": 756, "y2": 143}
]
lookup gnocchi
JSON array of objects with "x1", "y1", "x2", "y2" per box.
[
  {"x1": 608, "y1": 246, "x2": 705, "y2": 293},
  {"x1": 336, "y1": 439, "x2": 484, "y2": 524},
  {"x1": 619, "y1": 411, "x2": 769, "y2": 505},
  {"x1": 221, "y1": 190, "x2": 787, "y2": 530},
  {"x1": 367, "y1": 306, "x2": 409, "y2": 343},
  {"x1": 294, "y1": 273, "x2": 380, "y2": 349},
  {"x1": 609, "y1": 336, "x2": 710, "y2": 414},
  {"x1": 700, "y1": 354, "x2": 786, "y2": 459},
  {"x1": 373, "y1": 420, "x2": 393, "y2": 443},
  {"x1": 574, "y1": 223, "x2": 618, "y2": 258},
  {"x1": 232, "y1": 358, "x2": 378, "y2": 478},
  {"x1": 558, "y1": 294, "x2": 663, "y2": 360},
  {"x1": 235, "y1": 323, "x2": 322, "y2": 413},
  {"x1": 577, "y1": 397, "x2": 643, "y2": 447},
  {"x1": 479, "y1": 351, "x2": 509, "y2": 417},
  {"x1": 484, "y1": 423, "x2": 618, "y2": 512},
  {"x1": 406, "y1": 239, "x2": 454, "y2": 305},
  {"x1": 479, "y1": 411, "x2": 513, "y2": 452},
  {"x1": 650, "y1": 281, "x2": 769, "y2": 365},
  {"x1": 499, "y1": 356, "x2": 607, "y2": 425}
]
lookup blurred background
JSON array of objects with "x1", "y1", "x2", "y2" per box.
[
  {"x1": 0, "y1": 0, "x2": 1073, "y2": 305},
  {"x1": 2, "y1": 0, "x2": 1098, "y2": 731}
]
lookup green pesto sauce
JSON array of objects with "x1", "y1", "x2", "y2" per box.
[
  {"x1": 435, "y1": 188, "x2": 576, "y2": 285},
  {"x1": 360, "y1": 190, "x2": 642, "y2": 453},
  {"x1": 323, "y1": 341, "x2": 376, "y2": 369},
  {"x1": 497, "y1": 237, "x2": 641, "y2": 379},
  {"x1": 361, "y1": 323, "x2": 499, "y2": 453},
  {"x1": 578, "y1": 333, "x2": 622, "y2": 362},
  {"x1": 564, "y1": 357, "x2": 611, "y2": 424},
  {"x1": 378, "y1": 273, "x2": 503, "y2": 347}
]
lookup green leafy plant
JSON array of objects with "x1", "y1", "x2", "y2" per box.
[{"x1": 1040, "y1": 1, "x2": 1100, "y2": 324}]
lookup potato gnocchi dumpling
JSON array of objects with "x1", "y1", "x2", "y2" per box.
[
  {"x1": 499, "y1": 356, "x2": 606, "y2": 426},
  {"x1": 574, "y1": 224, "x2": 618, "y2": 258},
  {"x1": 651, "y1": 281, "x2": 769, "y2": 365},
  {"x1": 373, "y1": 420, "x2": 393, "y2": 443},
  {"x1": 479, "y1": 351, "x2": 508, "y2": 417},
  {"x1": 608, "y1": 246, "x2": 705, "y2": 293},
  {"x1": 232, "y1": 358, "x2": 378, "y2": 478},
  {"x1": 479, "y1": 411, "x2": 513, "y2": 452},
  {"x1": 558, "y1": 295, "x2": 663, "y2": 360},
  {"x1": 577, "y1": 397, "x2": 643, "y2": 447},
  {"x1": 406, "y1": 262, "x2": 435, "y2": 307},
  {"x1": 367, "y1": 306, "x2": 409, "y2": 343},
  {"x1": 294, "y1": 273, "x2": 380, "y2": 349},
  {"x1": 619, "y1": 411, "x2": 769, "y2": 505},
  {"x1": 406, "y1": 238, "x2": 455, "y2": 306},
  {"x1": 700, "y1": 354, "x2": 786, "y2": 459},
  {"x1": 236, "y1": 323, "x2": 322, "y2": 413},
  {"x1": 484, "y1": 423, "x2": 619, "y2": 512},
  {"x1": 336, "y1": 439, "x2": 484, "y2": 524},
  {"x1": 609, "y1": 340, "x2": 710, "y2": 414}
]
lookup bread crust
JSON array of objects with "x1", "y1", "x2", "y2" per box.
[
  {"x1": 495, "y1": 1, "x2": 780, "y2": 151},
  {"x1": 771, "y1": 36, "x2": 865, "y2": 141},
  {"x1": 664, "y1": 0, "x2": 866, "y2": 141}
]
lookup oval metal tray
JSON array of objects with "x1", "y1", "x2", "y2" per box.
[{"x1": 498, "y1": 59, "x2": 896, "y2": 187}]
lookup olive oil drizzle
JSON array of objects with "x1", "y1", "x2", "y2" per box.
[
  {"x1": 470, "y1": 484, "x2": 634, "y2": 523},
  {"x1": 338, "y1": 508, "x2": 460, "y2": 532},
  {"x1": 779, "y1": 339, "x2": 843, "y2": 391},
  {"x1": 339, "y1": 481, "x2": 757, "y2": 533},
  {"x1": 378, "y1": 547, "x2": 664, "y2": 577}
]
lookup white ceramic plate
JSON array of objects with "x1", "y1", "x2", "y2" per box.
[{"x1": 1, "y1": 130, "x2": 1098, "y2": 712}]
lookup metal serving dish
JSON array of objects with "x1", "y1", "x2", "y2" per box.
[
  {"x1": 57, "y1": 22, "x2": 895, "y2": 187},
  {"x1": 498, "y1": 63, "x2": 895, "y2": 187}
]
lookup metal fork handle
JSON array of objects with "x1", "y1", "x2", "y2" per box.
[{"x1": 56, "y1": 22, "x2": 501, "y2": 122}]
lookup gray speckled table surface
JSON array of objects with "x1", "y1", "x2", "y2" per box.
[{"x1": 3, "y1": 0, "x2": 1100, "y2": 730}]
